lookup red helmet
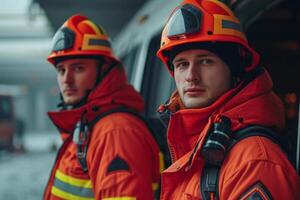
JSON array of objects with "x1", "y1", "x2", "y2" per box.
[
  {"x1": 157, "y1": 0, "x2": 260, "y2": 76},
  {"x1": 47, "y1": 14, "x2": 120, "y2": 65}
]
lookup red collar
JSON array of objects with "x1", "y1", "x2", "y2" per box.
[
  {"x1": 48, "y1": 66, "x2": 145, "y2": 134},
  {"x1": 163, "y1": 70, "x2": 285, "y2": 165}
]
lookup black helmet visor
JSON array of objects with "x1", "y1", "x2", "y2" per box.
[
  {"x1": 51, "y1": 27, "x2": 75, "y2": 52},
  {"x1": 167, "y1": 4, "x2": 202, "y2": 38}
]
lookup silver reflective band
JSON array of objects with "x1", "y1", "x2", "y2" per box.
[
  {"x1": 213, "y1": 130, "x2": 230, "y2": 140},
  {"x1": 222, "y1": 20, "x2": 242, "y2": 32},
  {"x1": 89, "y1": 38, "x2": 111, "y2": 47},
  {"x1": 205, "y1": 140, "x2": 226, "y2": 150},
  {"x1": 53, "y1": 177, "x2": 94, "y2": 198}
]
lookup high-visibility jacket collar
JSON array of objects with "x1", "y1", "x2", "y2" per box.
[{"x1": 162, "y1": 69, "x2": 285, "y2": 165}]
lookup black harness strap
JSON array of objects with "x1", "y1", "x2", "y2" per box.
[
  {"x1": 201, "y1": 165, "x2": 219, "y2": 200},
  {"x1": 76, "y1": 107, "x2": 148, "y2": 173},
  {"x1": 200, "y1": 126, "x2": 286, "y2": 200},
  {"x1": 230, "y1": 126, "x2": 287, "y2": 152},
  {"x1": 88, "y1": 107, "x2": 146, "y2": 128}
]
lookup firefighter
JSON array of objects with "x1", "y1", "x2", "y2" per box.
[
  {"x1": 43, "y1": 14, "x2": 161, "y2": 200},
  {"x1": 156, "y1": 0, "x2": 300, "y2": 199}
]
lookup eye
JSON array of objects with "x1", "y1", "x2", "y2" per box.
[
  {"x1": 199, "y1": 58, "x2": 213, "y2": 65},
  {"x1": 174, "y1": 61, "x2": 189, "y2": 70},
  {"x1": 74, "y1": 65, "x2": 85, "y2": 72},
  {"x1": 56, "y1": 67, "x2": 65, "y2": 75}
]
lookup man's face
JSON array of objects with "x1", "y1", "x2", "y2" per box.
[
  {"x1": 173, "y1": 49, "x2": 231, "y2": 109},
  {"x1": 55, "y1": 58, "x2": 99, "y2": 105}
]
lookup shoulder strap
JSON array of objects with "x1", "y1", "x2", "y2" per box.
[
  {"x1": 77, "y1": 107, "x2": 148, "y2": 173},
  {"x1": 89, "y1": 107, "x2": 145, "y2": 127},
  {"x1": 230, "y1": 126, "x2": 287, "y2": 153},
  {"x1": 200, "y1": 125, "x2": 286, "y2": 200},
  {"x1": 201, "y1": 165, "x2": 220, "y2": 200}
]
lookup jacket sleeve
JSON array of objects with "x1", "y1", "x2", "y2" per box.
[
  {"x1": 86, "y1": 118, "x2": 161, "y2": 200},
  {"x1": 219, "y1": 137, "x2": 300, "y2": 200}
]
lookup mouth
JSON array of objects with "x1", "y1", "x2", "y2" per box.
[
  {"x1": 184, "y1": 87, "x2": 205, "y2": 96},
  {"x1": 63, "y1": 88, "x2": 77, "y2": 94}
]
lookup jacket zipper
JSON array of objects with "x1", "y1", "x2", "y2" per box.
[{"x1": 168, "y1": 141, "x2": 177, "y2": 163}]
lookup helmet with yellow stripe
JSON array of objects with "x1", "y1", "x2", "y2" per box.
[
  {"x1": 47, "y1": 14, "x2": 120, "y2": 65},
  {"x1": 157, "y1": 0, "x2": 260, "y2": 76}
]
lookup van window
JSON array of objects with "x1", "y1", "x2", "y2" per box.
[
  {"x1": 141, "y1": 33, "x2": 175, "y2": 117},
  {"x1": 120, "y1": 46, "x2": 139, "y2": 84}
]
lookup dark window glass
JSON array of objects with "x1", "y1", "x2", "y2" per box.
[
  {"x1": 141, "y1": 33, "x2": 175, "y2": 167},
  {"x1": 120, "y1": 46, "x2": 139, "y2": 84},
  {"x1": 0, "y1": 96, "x2": 13, "y2": 120},
  {"x1": 141, "y1": 33, "x2": 175, "y2": 118}
]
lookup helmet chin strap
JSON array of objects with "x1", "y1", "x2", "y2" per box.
[{"x1": 94, "y1": 59, "x2": 117, "y2": 86}]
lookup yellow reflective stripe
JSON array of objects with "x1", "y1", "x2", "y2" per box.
[
  {"x1": 82, "y1": 34, "x2": 112, "y2": 51},
  {"x1": 55, "y1": 170, "x2": 92, "y2": 188},
  {"x1": 152, "y1": 182, "x2": 159, "y2": 191},
  {"x1": 102, "y1": 197, "x2": 136, "y2": 200},
  {"x1": 52, "y1": 186, "x2": 95, "y2": 200},
  {"x1": 159, "y1": 151, "x2": 165, "y2": 172},
  {"x1": 83, "y1": 20, "x2": 102, "y2": 35},
  {"x1": 213, "y1": 14, "x2": 247, "y2": 41}
]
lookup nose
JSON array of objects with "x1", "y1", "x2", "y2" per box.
[
  {"x1": 185, "y1": 62, "x2": 199, "y2": 82},
  {"x1": 63, "y1": 69, "x2": 74, "y2": 84}
]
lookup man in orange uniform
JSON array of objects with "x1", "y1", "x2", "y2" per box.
[
  {"x1": 156, "y1": 0, "x2": 300, "y2": 199},
  {"x1": 43, "y1": 14, "x2": 161, "y2": 200}
]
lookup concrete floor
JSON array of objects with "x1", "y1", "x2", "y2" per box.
[{"x1": 0, "y1": 150, "x2": 56, "y2": 200}]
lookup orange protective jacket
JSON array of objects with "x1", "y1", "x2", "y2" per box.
[
  {"x1": 44, "y1": 65, "x2": 161, "y2": 200},
  {"x1": 158, "y1": 70, "x2": 300, "y2": 200}
]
